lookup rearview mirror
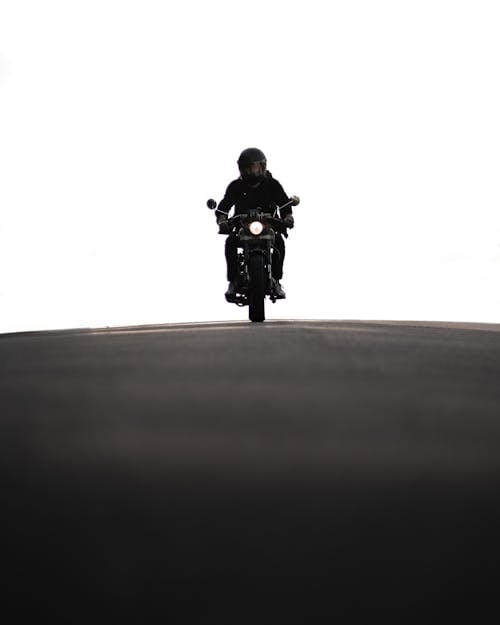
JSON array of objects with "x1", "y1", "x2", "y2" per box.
[
  {"x1": 207, "y1": 199, "x2": 217, "y2": 210},
  {"x1": 291, "y1": 195, "x2": 300, "y2": 206}
]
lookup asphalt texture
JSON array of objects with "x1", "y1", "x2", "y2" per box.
[{"x1": 2, "y1": 320, "x2": 500, "y2": 623}]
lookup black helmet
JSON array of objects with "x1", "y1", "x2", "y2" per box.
[
  {"x1": 237, "y1": 147, "x2": 267, "y2": 167},
  {"x1": 237, "y1": 147, "x2": 267, "y2": 184}
]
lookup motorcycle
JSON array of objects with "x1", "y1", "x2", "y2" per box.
[{"x1": 207, "y1": 196, "x2": 300, "y2": 322}]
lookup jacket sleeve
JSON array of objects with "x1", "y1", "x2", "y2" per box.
[
  {"x1": 216, "y1": 182, "x2": 237, "y2": 218},
  {"x1": 273, "y1": 179, "x2": 293, "y2": 218}
]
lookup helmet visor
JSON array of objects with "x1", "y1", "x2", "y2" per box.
[{"x1": 239, "y1": 161, "x2": 266, "y2": 184}]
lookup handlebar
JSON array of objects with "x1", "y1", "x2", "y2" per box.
[
  {"x1": 208, "y1": 195, "x2": 299, "y2": 216},
  {"x1": 278, "y1": 195, "x2": 300, "y2": 211},
  {"x1": 226, "y1": 213, "x2": 281, "y2": 226},
  {"x1": 210, "y1": 196, "x2": 299, "y2": 235},
  {"x1": 220, "y1": 213, "x2": 289, "y2": 236}
]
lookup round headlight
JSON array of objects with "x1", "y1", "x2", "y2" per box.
[{"x1": 249, "y1": 221, "x2": 264, "y2": 235}]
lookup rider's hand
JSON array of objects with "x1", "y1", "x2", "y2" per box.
[
  {"x1": 218, "y1": 219, "x2": 231, "y2": 235},
  {"x1": 216, "y1": 212, "x2": 231, "y2": 234},
  {"x1": 283, "y1": 214, "x2": 294, "y2": 229}
]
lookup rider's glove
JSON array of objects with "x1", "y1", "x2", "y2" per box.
[
  {"x1": 283, "y1": 214, "x2": 295, "y2": 229},
  {"x1": 216, "y1": 213, "x2": 231, "y2": 234}
]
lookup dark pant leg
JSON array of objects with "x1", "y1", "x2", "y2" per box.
[
  {"x1": 225, "y1": 234, "x2": 239, "y2": 282},
  {"x1": 272, "y1": 234, "x2": 285, "y2": 280}
]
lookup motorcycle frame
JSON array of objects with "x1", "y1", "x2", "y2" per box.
[{"x1": 236, "y1": 228, "x2": 277, "y2": 305}]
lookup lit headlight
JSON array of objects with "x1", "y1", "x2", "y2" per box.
[{"x1": 249, "y1": 221, "x2": 264, "y2": 235}]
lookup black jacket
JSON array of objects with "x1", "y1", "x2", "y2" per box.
[{"x1": 216, "y1": 172, "x2": 293, "y2": 219}]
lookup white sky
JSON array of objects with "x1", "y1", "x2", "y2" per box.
[{"x1": 1, "y1": 0, "x2": 499, "y2": 332}]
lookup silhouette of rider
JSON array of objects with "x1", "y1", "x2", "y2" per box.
[{"x1": 215, "y1": 148, "x2": 295, "y2": 300}]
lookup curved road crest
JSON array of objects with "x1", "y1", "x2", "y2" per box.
[{"x1": 2, "y1": 320, "x2": 500, "y2": 621}]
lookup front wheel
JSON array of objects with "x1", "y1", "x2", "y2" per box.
[{"x1": 248, "y1": 254, "x2": 265, "y2": 322}]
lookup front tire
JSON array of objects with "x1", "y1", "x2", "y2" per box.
[{"x1": 248, "y1": 254, "x2": 265, "y2": 322}]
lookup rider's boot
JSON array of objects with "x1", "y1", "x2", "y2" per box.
[
  {"x1": 225, "y1": 280, "x2": 238, "y2": 302},
  {"x1": 273, "y1": 279, "x2": 286, "y2": 299}
]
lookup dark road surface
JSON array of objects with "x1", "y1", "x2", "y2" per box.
[{"x1": 2, "y1": 320, "x2": 500, "y2": 622}]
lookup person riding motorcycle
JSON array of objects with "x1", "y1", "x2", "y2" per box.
[{"x1": 215, "y1": 148, "x2": 295, "y2": 300}]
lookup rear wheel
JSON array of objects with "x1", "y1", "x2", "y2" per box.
[{"x1": 248, "y1": 254, "x2": 265, "y2": 322}]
